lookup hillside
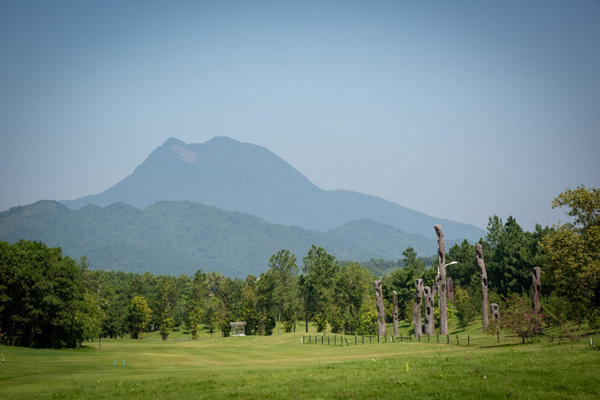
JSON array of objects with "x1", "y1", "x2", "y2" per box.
[
  {"x1": 61, "y1": 137, "x2": 485, "y2": 241},
  {"x1": 325, "y1": 218, "x2": 459, "y2": 260},
  {"x1": 0, "y1": 200, "x2": 445, "y2": 278}
]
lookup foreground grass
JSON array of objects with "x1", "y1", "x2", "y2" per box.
[{"x1": 1, "y1": 324, "x2": 599, "y2": 399}]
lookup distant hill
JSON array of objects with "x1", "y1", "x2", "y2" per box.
[
  {"x1": 0, "y1": 200, "x2": 448, "y2": 278},
  {"x1": 61, "y1": 137, "x2": 485, "y2": 241},
  {"x1": 325, "y1": 218, "x2": 460, "y2": 260}
]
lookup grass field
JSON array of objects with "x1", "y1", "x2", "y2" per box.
[{"x1": 1, "y1": 321, "x2": 599, "y2": 399}]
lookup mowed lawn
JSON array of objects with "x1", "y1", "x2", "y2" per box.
[{"x1": 1, "y1": 322, "x2": 599, "y2": 399}]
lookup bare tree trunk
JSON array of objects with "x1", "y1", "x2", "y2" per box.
[
  {"x1": 374, "y1": 280, "x2": 386, "y2": 336},
  {"x1": 476, "y1": 244, "x2": 489, "y2": 332},
  {"x1": 532, "y1": 267, "x2": 542, "y2": 333},
  {"x1": 332, "y1": 303, "x2": 337, "y2": 333},
  {"x1": 305, "y1": 311, "x2": 309, "y2": 333},
  {"x1": 434, "y1": 224, "x2": 448, "y2": 335},
  {"x1": 393, "y1": 290, "x2": 399, "y2": 336},
  {"x1": 423, "y1": 286, "x2": 435, "y2": 336},
  {"x1": 447, "y1": 277, "x2": 454, "y2": 305},
  {"x1": 413, "y1": 279, "x2": 424, "y2": 337}
]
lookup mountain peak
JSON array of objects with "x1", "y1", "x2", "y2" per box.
[
  {"x1": 162, "y1": 137, "x2": 187, "y2": 147},
  {"x1": 205, "y1": 136, "x2": 238, "y2": 145},
  {"x1": 60, "y1": 136, "x2": 485, "y2": 240}
]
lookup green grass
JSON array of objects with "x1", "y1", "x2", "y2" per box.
[{"x1": 1, "y1": 321, "x2": 599, "y2": 399}]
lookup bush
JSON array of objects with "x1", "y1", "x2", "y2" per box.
[
  {"x1": 502, "y1": 293, "x2": 543, "y2": 343},
  {"x1": 453, "y1": 287, "x2": 477, "y2": 329}
]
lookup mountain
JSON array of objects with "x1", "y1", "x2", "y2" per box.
[
  {"x1": 325, "y1": 218, "x2": 460, "y2": 260},
  {"x1": 1, "y1": 200, "x2": 407, "y2": 278},
  {"x1": 61, "y1": 137, "x2": 485, "y2": 241}
]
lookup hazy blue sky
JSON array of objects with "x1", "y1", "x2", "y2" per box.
[{"x1": 1, "y1": 0, "x2": 599, "y2": 232}]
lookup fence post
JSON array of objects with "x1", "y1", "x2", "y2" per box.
[
  {"x1": 409, "y1": 333, "x2": 412, "y2": 342},
  {"x1": 391, "y1": 335, "x2": 394, "y2": 343},
  {"x1": 321, "y1": 336, "x2": 323, "y2": 344},
  {"x1": 447, "y1": 335, "x2": 449, "y2": 344},
  {"x1": 345, "y1": 337, "x2": 349, "y2": 346},
  {"x1": 468, "y1": 335, "x2": 470, "y2": 346},
  {"x1": 362, "y1": 335, "x2": 364, "y2": 345},
  {"x1": 456, "y1": 335, "x2": 459, "y2": 345},
  {"x1": 355, "y1": 335, "x2": 357, "y2": 345},
  {"x1": 309, "y1": 335, "x2": 311, "y2": 344},
  {"x1": 400, "y1": 332, "x2": 403, "y2": 342}
]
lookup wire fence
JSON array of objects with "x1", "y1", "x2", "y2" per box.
[{"x1": 301, "y1": 332, "x2": 600, "y2": 349}]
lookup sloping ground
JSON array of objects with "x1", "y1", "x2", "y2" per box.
[{"x1": 0, "y1": 321, "x2": 598, "y2": 399}]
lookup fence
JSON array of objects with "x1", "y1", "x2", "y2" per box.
[
  {"x1": 301, "y1": 331, "x2": 521, "y2": 347},
  {"x1": 301, "y1": 332, "x2": 600, "y2": 348}
]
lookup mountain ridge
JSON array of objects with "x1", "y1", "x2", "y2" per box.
[
  {"x1": 0, "y1": 200, "x2": 450, "y2": 277},
  {"x1": 60, "y1": 137, "x2": 485, "y2": 241}
]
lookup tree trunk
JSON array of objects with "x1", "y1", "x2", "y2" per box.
[
  {"x1": 332, "y1": 303, "x2": 337, "y2": 333},
  {"x1": 423, "y1": 286, "x2": 435, "y2": 336},
  {"x1": 447, "y1": 277, "x2": 454, "y2": 305},
  {"x1": 476, "y1": 244, "x2": 489, "y2": 332},
  {"x1": 393, "y1": 290, "x2": 399, "y2": 336},
  {"x1": 305, "y1": 311, "x2": 308, "y2": 333},
  {"x1": 434, "y1": 224, "x2": 448, "y2": 335},
  {"x1": 532, "y1": 267, "x2": 542, "y2": 333},
  {"x1": 413, "y1": 279, "x2": 424, "y2": 337},
  {"x1": 374, "y1": 280, "x2": 386, "y2": 336}
]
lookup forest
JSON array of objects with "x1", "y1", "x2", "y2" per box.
[{"x1": 1, "y1": 186, "x2": 598, "y2": 348}]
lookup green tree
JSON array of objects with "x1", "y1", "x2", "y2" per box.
[
  {"x1": 502, "y1": 293, "x2": 543, "y2": 343},
  {"x1": 157, "y1": 276, "x2": 178, "y2": 340},
  {"x1": 185, "y1": 270, "x2": 206, "y2": 339},
  {"x1": 268, "y1": 250, "x2": 299, "y2": 334},
  {"x1": 219, "y1": 277, "x2": 244, "y2": 333},
  {"x1": 302, "y1": 246, "x2": 340, "y2": 333},
  {"x1": 447, "y1": 240, "x2": 478, "y2": 288},
  {"x1": 484, "y1": 216, "x2": 546, "y2": 296},
  {"x1": 160, "y1": 317, "x2": 175, "y2": 340},
  {"x1": 453, "y1": 287, "x2": 477, "y2": 329},
  {"x1": 204, "y1": 296, "x2": 225, "y2": 338},
  {"x1": 382, "y1": 248, "x2": 432, "y2": 322},
  {"x1": 0, "y1": 240, "x2": 90, "y2": 348},
  {"x1": 239, "y1": 275, "x2": 260, "y2": 335},
  {"x1": 334, "y1": 261, "x2": 373, "y2": 334},
  {"x1": 127, "y1": 296, "x2": 152, "y2": 339},
  {"x1": 541, "y1": 185, "x2": 600, "y2": 316}
]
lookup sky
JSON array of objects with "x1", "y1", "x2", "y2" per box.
[{"x1": 1, "y1": 0, "x2": 599, "y2": 232}]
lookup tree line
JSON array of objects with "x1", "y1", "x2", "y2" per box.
[{"x1": 1, "y1": 186, "x2": 598, "y2": 348}]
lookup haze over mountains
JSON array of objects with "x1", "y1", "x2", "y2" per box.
[
  {"x1": 62, "y1": 137, "x2": 484, "y2": 240},
  {"x1": 0, "y1": 200, "x2": 461, "y2": 278},
  {"x1": 2, "y1": 137, "x2": 484, "y2": 277}
]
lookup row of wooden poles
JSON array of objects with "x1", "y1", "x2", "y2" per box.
[{"x1": 302, "y1": 332, "x2": 501, "y2": 346}]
